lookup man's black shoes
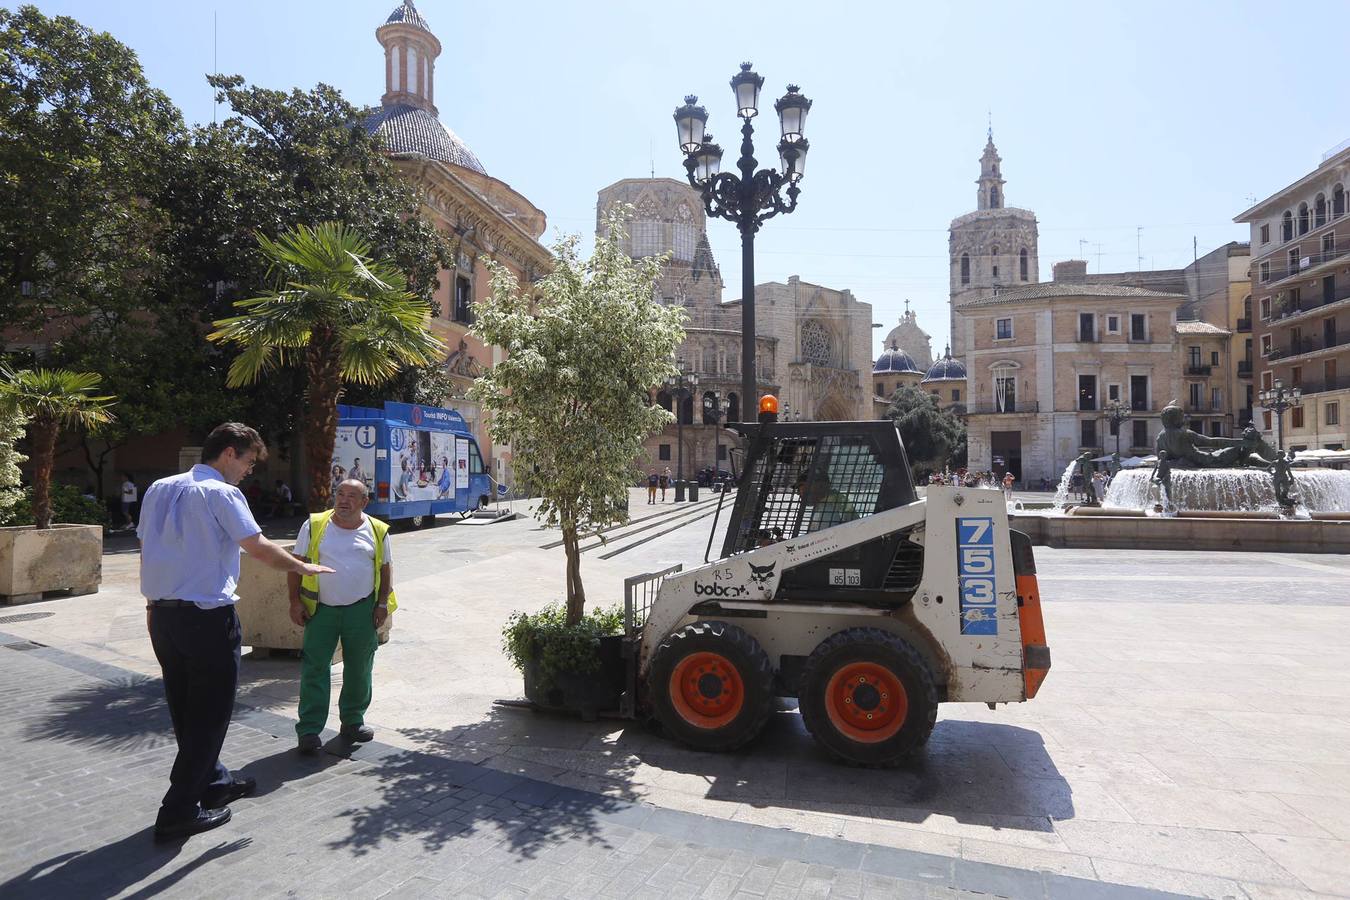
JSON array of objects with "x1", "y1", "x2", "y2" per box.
[
  {"x1": 298, "y1": 733, "x2": 322, "y2": 754},
  {"x1": 341, "y1": 723, "x2": 374, "y2": 743},
  {"x1": 202, "y1": 776, "x2": 256, "y2": 809},
  {"x1": 154, "y1": 806, "x2": 231, "y2": 843}
]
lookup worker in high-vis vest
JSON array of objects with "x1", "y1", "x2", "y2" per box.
[{"x1": 287, "y1": 478, "x2": 397, "y2": 754}]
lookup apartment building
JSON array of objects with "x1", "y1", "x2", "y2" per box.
[{"x1": 1236, "y1": 142, "x2": 1350, "y2": 451}]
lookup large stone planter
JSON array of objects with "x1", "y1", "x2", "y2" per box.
[
  {"x1": 235, "y1": 541, "x2": 392, "y2": 663},
  {"x1": 0, "y1": 524, "x2": 103, "y2": 605},
  {"x1": 520, "y1": 635, "x2": 625, "y2": 722}
]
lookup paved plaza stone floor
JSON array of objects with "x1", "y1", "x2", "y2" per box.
[{"x1": 2, "y1": 489, "x2": 1349, "y2": 898}]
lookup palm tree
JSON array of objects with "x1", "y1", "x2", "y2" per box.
[
  {"x1": 208, "y1": 222, "x2": 444, "y2": 510},
  {"x1": 0, "y1": 369, "x2": 116, "y2": 530}
]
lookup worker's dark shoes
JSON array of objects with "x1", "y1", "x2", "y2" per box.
[
  {"x1": 340, "y1": 723, "x2": 374, "y2": 743},
  {"x1": 154, "y1": 806, "x2": 231, "y2": 843},
  {"x1": 202, "y1": 776, "x2": 256, "y2": 808},
  {"x1": 297, "y1": 733, "x2": 322, "y2": 754}
]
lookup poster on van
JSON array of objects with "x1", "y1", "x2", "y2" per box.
[{"x1": 332, "y1": 425, "x2": 377, "y2": 501}]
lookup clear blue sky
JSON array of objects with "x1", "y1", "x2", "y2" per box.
[{"x1": 36, "y1": 0, "x2": 1350, "y2": 353}]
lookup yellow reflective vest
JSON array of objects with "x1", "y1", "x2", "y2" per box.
[{"x1": 297, "y1": 510, "x2": 398, "y2": 617}]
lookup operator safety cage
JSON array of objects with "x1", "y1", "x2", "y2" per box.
[{"x1": 332, "y1": 402, "x2": 491, "y2": 523}]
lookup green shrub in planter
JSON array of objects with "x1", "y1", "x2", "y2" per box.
[
  {"x1": 501, "y1": 602, "x2": 623, "y2": 691},
  {"x1": 3, "y1": 483, "x2": 108, "y2": 527}
]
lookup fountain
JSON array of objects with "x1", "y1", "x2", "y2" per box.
[{"x1": 1010, "y1": 402, "x2": 1350, "y2": 552}]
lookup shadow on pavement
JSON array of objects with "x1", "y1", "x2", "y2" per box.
[
  {"x1": 22, "y1": 676, "x2": 174, "y2": 754},
  {"x1": 0, "y1": 829, "x2": 250, "y2": 900}
]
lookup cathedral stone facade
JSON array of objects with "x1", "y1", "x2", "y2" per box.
[{"x1": 597, "y1": 178, "x2": 873, "y2": 480}]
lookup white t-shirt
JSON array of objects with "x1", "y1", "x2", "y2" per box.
[
  {"x1": 294, "y1": 515, "x2": 392, "y2": 607},
  {"x1": 277, "y1": 483, "x2": 292, "y2": 502},
  {"x1": 121, "y1": 480, "x2": 137, "y2": 503}
]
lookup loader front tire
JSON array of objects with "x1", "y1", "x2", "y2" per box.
[
  {"x1": 648, "y1": 621, "x2": 774, "y2": 752},
  {"x1": 799, "y1": 628, "x2": 937, "y2": 767}
]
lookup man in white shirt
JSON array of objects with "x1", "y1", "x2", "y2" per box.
[{"x1": 288, "y1": 478, "x2": 394, "y2": 753}]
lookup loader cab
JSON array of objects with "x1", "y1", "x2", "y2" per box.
[{"x1": 719, "y1": 421, "x2": 918, "y2": 562}]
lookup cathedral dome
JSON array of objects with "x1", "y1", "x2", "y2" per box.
[
  {"x1": 922, "y1": 347, "x2": 967, "y2": 382},
  {"x1": 365, "y1": 104, "x2": 487, "y2": 174},
  {"x1": 873, "y1": 344, "x2": 922, "y2": 375}
]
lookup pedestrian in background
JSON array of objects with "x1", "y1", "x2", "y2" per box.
[
  {"x1": 139, "y1": 423, "x2": 332, "y2": 842},
  {"x1": 647, "y1": 470, "x2": 658, "y2": 504},
  {"x1": 289, "y1": 479, "x2": 395, "y2": 754},
  {"x1": 659, "y1": 467, "x2": 671, "y2": 501},
  {"x1": 120, "y1": 472, "x2": 138, "y2": 529}
]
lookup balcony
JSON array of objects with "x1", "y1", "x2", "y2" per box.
[
  {"x1": 1129, "y1": 400, "x2": 1158, "y2": 412},
  {"x1": 1236, "y1": 317, "x2": 1252, "y2": 333},
  {"x1": 1238, "y1": 408, "x2": 1254, "y2": 427},
  {"x1": 1268, "y1": 331, "x2": 1350, "y2": 361},
  {"x1": 1259, "y1": 242, "x2": 1350, "y2": 287},
  {"x1": 1287, "y1": 375, "x2": 1350, "y2": 396},
  {"x1": 1265, "y1": 282, "x2": 1350, "y2": 325},
  {"x1": 1238, "y1": 360, "x2": 1253, "y2": 377},
  {"x1": 1184, "y1": 364, "x2": 1213, "y2": 376},
  {"x1": 966, "y1": 401, "x2": 1039, "y2": 415},
  {"x1": 1184, "y1": 402, "x2": 1223, "y2": 413}
]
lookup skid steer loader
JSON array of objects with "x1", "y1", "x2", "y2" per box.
[{"x1": 619, "y1": 399, "x2": 1050, "y2": 766}]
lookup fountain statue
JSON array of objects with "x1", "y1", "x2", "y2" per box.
[
  {"x1": 1269, "y1": 451, "x2": 1299, "y2": 509},
  {"x1": 1151, "y1": 403, "x2": 1274, "y2": 494}
]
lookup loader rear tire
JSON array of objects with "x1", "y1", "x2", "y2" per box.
[
  {"x1": 799, "y1": 627, "x2": 937, "y2": 767},
  {"x1": 648, "y1": 621, "x2": 774, "y2": 752}
]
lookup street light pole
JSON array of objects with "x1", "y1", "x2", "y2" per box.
[
  {"x1": 674, "y1": 67, "x2": 811, "y2": 423},
  {"x1": 1106, "y1": 399, "x2": 1132, "y2": 457},
  {"x1": 667, "y1": 363, "x2": 699, "y2": 501},
  {"x1": 704, "y1": 391, "x2": 724, "y2": 487},
  {"x1": 1258, "y1": 379, "x2": 1303, "y2": 452}
]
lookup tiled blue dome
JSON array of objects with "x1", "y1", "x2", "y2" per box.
[
  {"x1": 384, "y1": 1, "x2": 431, "y2": 32},
  {"x1": 922, "y1": 348, "x2": 967, "y2": 382},
  {"x1": 873, "y1": 345, "x2": 922, "y2": 375}
]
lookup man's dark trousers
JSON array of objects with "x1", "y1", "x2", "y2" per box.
[{"x1": 148, "y1": 604, "x2": 241, "y2": 824}]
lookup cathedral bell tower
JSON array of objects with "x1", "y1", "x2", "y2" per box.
[
  {"x1": 947, "y1": 131, "x2": 1039, "y2": 356},
  {"x1": 977, "y1": 130, "x2": 1005, "y2": 211},
  {"x1": 378, "y1": 1, "x2": 441, "y2": 116}
]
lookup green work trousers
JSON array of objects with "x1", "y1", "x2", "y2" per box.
[{"x1": 297, "y1": 592, "x2": 379, "y2": 737}]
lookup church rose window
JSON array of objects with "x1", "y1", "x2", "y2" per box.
[{"x1": 800, "y1": 319, "x2": 832, "y2": 366}]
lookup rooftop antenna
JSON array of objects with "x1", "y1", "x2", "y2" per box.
[
  {"x1": 1079, "y1": 239, "x2": 1088, "y2": 259},
  {"x1": 649, "y1": 137, "x2": 654, "y2": 179},
  {"x1": 1137, "y1": 226, "x2": 1144, "y2": 269},
  {"x1": 1094, "y1": 242, "x2": 1103, "y2": 272}
]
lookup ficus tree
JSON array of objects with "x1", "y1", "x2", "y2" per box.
[
  {"x1": 885, "y1": 385, "x2": 967, "y2": 477},
  {"x1": 470, "y1": 210, "x2": 685, "y2": 625}
]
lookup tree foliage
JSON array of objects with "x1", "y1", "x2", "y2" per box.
[
  {"x1": 0, "y1": 5, "x2": 182, "y2": 330},
  {"x1": 885, "y1": 385, "x2": 966, "y2": 476},
  {"x1": 470, "y1": 210, "x2": 685, "y2": 624},
  {"x1": 0, "y1": 404, "x2": 25, "y2": 523},
  {"x1": 209, "y1": 223, "x2": 444, "y2": 510}
]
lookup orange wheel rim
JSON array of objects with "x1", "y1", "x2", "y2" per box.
[
  {"x1": 668, "y1": 651, "x2": 745, "y2": 729},
  {"x1": 824, "y1": 661, "x2": 907, "y2": 743}
]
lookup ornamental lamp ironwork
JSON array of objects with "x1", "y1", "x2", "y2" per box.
[
  {"x1": 774, "y1": 84, "x2": 811, "y2": 142},
  {"x1": 694, "y1": 136, "x2": 723, "y2": 183},
  {"x1": 673, "y1": 95, "x2": 708, "y2": 154},
  {"x1": 730, "y1": 63, "x2": 764, "y2": 118},
  {"x1": 777, "y1": 138, "x2": 808, "y2": 182}
]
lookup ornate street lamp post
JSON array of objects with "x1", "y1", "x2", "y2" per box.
[
  {"x1": 1105, "y1": 399, "x2": 1132, "y2": 458},
  {"x1": 1258, "y1": 379, "x2": 1302, "y2": 452},
  {"x1": 667, "y1": 362, "x2": 699, "y2": 501},
  {"x1": 675, "y1": 66, "x2": 811, "y2": 423}
]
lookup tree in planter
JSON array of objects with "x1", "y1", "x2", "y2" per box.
[
  {"x1": 885, "y1": 385, "x2": 966, "y2": 478},
  {"x1": 470, "y1": 211, "x2": 685, "y2": 626},
  {"x1": 208, "y1": 222, "x2": 444, "y2": 511},
  {"x1": 0, "y1": 369, "x2": 115, "y2": 529}
]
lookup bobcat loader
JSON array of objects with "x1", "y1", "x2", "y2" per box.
[{"x1": 618, "y1": 399, "x2": 1050, "y2": 766}]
